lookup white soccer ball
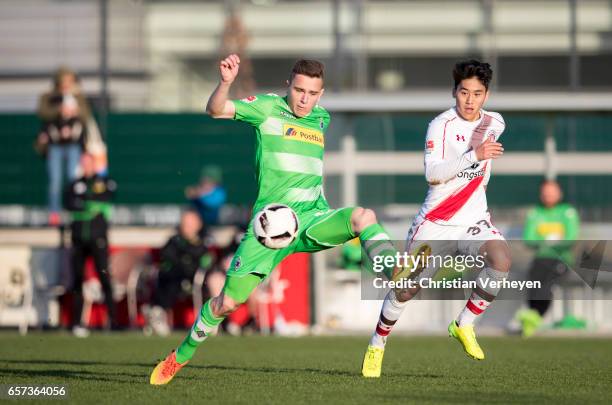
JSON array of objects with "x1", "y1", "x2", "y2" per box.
[{"x1": 253, "y1": 204, "x2": 299, "y2": 249}]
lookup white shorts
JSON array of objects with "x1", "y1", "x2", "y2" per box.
[
  {"x1": 403, "y1": 214, "x2": 505, "y2": 280},
  {"x1": 407, "y1": 213, "x2": 505, "y2": 255}
]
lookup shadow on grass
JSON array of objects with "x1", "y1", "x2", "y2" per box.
[
  {"x1": 375, "y1": 390, "x2": 557, "y2": 405},
  {"x1": 202, "y1": 364, "x2": 444, "y2": 379},
  {"x1": 0, "y1": 359, "x2": 444, "y2": 380},
  {"x1": 0, "y1": 367, "x2": 146, "y2": 384}
]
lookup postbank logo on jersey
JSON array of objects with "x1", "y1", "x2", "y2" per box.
[{"x1": 283, "y1": 124, "x2": 324, "y2": 147}]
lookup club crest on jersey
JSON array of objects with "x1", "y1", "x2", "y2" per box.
[
  {"x1": 283, "y1": 124, "x2": 324, "y2": 147},
  {"x1": 319, "y1": 118, "x2": 324, "y2": 129},
  {"x1": 456, "y1": 134, "x2": 466, "y2": 142},
  {"x1": 242, "y1": 95, "x2": 257, "y2": 103}
]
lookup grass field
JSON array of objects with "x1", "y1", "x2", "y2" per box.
[{"x1": 0, "y1": 332, "x2": 611, "y2": 404}]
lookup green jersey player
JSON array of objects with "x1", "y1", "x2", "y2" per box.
[
  {"x1": 517, "y1": 179, "x2": 580, "y2": 337},
  {"x1": 150, "y1": 54, "x2": 400, "y2": 385}
]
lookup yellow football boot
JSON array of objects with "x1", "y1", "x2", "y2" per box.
[
  {"x1": 448, "y1": 321, "x2": 485, "y2": 360},
  {"x1": 361, "y1": 345, "x2": 385, "y2": 378}
]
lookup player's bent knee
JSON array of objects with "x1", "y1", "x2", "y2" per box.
[
  {"x1": 220, "y1": 295, "x2": 240, "y2": 315},
  {"x1": 394, "y1": 286, "x2": 420, "y2": 302},
  {"x1": 211, "y1": 293, "x2": 240, "y2": 317},
  {"x1": 350, "y1": 207, "x2": 378, "y2": 233},
  {"x1": 482, "y1": 241, "x2": 512, "y2": 273}
]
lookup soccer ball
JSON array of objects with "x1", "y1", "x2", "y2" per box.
[{"x1": 253, "y1": 204, "x2": 299, "y2": 249}]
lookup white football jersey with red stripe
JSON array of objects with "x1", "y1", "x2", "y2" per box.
[{"x1": 416, "y1": 107, "x2": 505, "y2": 227}]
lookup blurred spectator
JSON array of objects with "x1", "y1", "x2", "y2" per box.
[
  {"x1": 517, "y1": 179, "x2": 580, "y2": 337},
  {"x1": 37, "y1": 67, "x2": 92, "y2": 226},
  {"x1": 148, "y1": 210, "x2": 220, "y2": 336},
  {"x1": 185, "y1": 165, "x2": 227, "y2": 226},
  {"x1": 65, "y1": 153, "x2": 117, "y2": 337}
]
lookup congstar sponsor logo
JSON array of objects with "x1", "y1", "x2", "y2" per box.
[{"x1": 457, "y1": 168, "x2": 485, "y2": 180}]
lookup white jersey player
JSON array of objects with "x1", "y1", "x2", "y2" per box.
[
  {"x1": 362, "y1": 60, "x2": 512, "y2": 378},
  {"x1": 408, "y1": 105, "x2": 506, "y2": 247}
]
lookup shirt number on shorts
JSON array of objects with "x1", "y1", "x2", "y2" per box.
[{"x1": 468, "y1": 220, "x2": 492, "y2": 235}]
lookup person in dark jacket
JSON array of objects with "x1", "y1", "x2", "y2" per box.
[
  {"x1": 148, "y1": 210, "x2": 216, "y2": 336},
  {"x1": 65, "y1": 153, "x2": 116, "y2": 337}
]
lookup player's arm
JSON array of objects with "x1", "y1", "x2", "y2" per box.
[
  {"x1": 564, "y1": 206, "x2": 580, "y2": 241},
  {"x1": 482, "y1": 163, "x2": 491, "y2": 191},
  {"x1": 482, "y1": 115, "x2": 505, "y2": 191},
  {"x1": 206, "y1": 54, "x2": 239, "y2": 119},
  {"x1": 551, "y1": 205, "x2": 580, "y2": 250},
  {"x1": 425, "y1": 121, "x2": 501, "y2": 184},
  {"x1": 425, "y1": 137, "x2": 501, "y2": 183},
  {"x1": 523, "y1": 209, "x2": 542, "y2": 249}
]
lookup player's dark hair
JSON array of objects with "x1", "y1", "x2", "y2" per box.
[
  {"x1": 453, "y1": 60, "x2": 492, "y2": 90},
  {"x1": 290, "y1": 59, "x2": 325, "y2": 82}
]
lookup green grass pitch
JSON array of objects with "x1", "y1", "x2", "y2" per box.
[{"x1": 0, "y1": 332, "x2": 610, "y2": 404}]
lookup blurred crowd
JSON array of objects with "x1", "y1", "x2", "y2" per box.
[{"x1": 35, "y1": 67, "x2": 266, "y2": 338}]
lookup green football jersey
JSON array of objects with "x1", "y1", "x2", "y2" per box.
[
  {"x1": 523, "y1": 203, "x2": 580, "y2": 265},
  {"x1": 232, "y1": 93, "x2": 331, "y2": 213}
]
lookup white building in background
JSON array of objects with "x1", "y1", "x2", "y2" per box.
[{"x1": 0, "y1": 0, "x2": 611, "y2": 111}]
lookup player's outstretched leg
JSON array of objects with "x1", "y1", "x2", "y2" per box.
[
  {"x1": 361, "y1": 273, "x2": 423, "y2": 378},
  {"x1": 150, "y1": 297, "x2": 224, "y2": 385},
  {"x1": 352, "y1": 207, "x2": 398, "y2": 281},
  {"x1": 150, "y1": 274, "x2": 260, "y2": 385},
  {"x1": 450, "y1": 240, "x2": 511, "y2": 360},
  {"x1": 350, "y1": 207, "x2": 412, "y2": 378},
  {"x1": 362, "y1": 290, "x2": 407, "y2": 377}
]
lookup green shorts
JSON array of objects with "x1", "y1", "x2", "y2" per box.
[{"x1": 222, "y1": 207, "x2": 355, "y2": 303}]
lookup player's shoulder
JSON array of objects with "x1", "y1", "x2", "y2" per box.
[
  {"x1": 240, "y1": 93, "x2": 280, "y2": 104},
  {"x1": 526, "y1": 206, "x2": 540, "y2": 218},
  {"x1": 309, "y1": 104, "x2": 331, "y2": 127},
  {"x1": 559, "y1": 203, "x2": 578, "y2": 217},
  {"x1": 483, "y1": 110, "x2": 505, "y2": 128},
  {"x1": 314, "y1": 104, "x2": 330, "y2": 120},
  {"x1": 432, "y1": 108, "x2": 457, "y2": 124},
  {"x1": 427, "y1": 108, "x2": 457, "y2": 131}
]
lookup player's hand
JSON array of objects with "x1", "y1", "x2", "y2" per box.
[
  {"x1": 37, "y1": 132, "x2": 49, "y2": 145},
  {"x1": 475, "y1": 137, "x2": 504, "y2": 161},
  {"x1": 219, "y1": 54, "x2": 240, "y2": 84}
]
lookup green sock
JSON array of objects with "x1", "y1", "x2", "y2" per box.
[
  {"x1": 175, "y1": 299, "x2": 224, "y2": 364},
  {"x1": 359, "y1": 223, "x2": 397, "y2": 280}
]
